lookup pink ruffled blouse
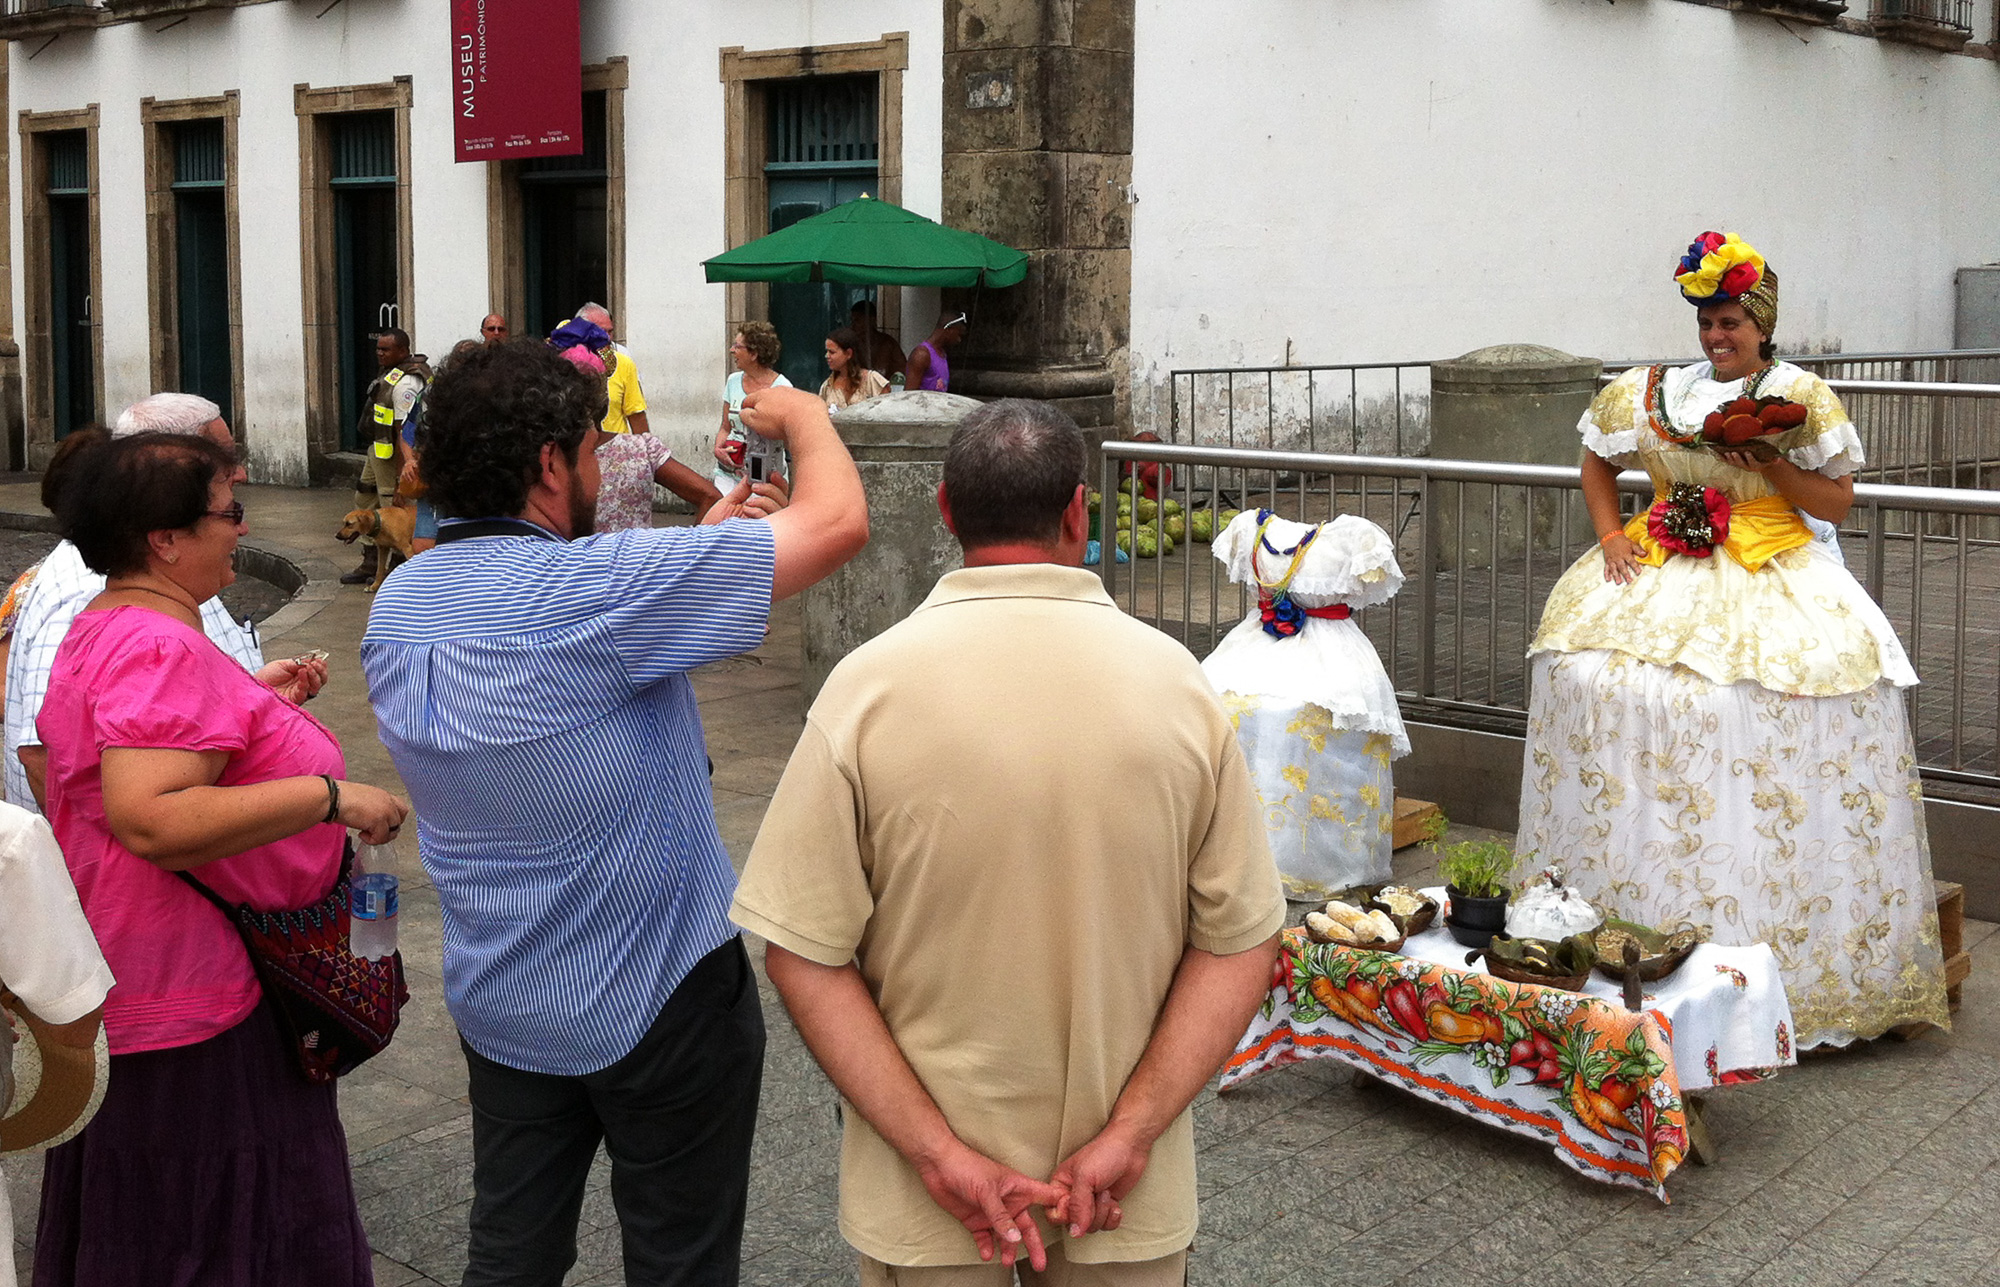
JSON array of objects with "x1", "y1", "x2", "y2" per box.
[{"x1": 39, "y1": 606, "x2": 347, "y2": 1054}]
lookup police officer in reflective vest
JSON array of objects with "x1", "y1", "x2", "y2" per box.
[{"x1": 342, "y1": 327, "x2": 431, "y2": 585}]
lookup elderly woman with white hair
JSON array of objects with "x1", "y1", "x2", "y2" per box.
[{"x1": 2, "y1": 394, "x2": 326, "y2": 814}]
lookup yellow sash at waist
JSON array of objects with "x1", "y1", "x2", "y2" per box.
[{"x1": 1623, "y1": 491, "x2": 1812, "y2": 573}]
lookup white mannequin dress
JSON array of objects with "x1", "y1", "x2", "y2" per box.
[{"x1": 1201, "y1": 512, "x2": 1408, "y2": 900}]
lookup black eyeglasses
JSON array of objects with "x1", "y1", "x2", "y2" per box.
[{"x1": 204, "y1": 502, "x2": 246, "y2": 526}]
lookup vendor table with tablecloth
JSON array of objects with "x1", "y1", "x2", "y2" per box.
[{"x1": 1222, "y1": 909, "x2": 1797, "y2": 1200}]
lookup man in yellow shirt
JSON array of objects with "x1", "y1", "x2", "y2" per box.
[
  {"x1": 731, "y1": 398, "x2": 1284, "y2": 1286},
  {"x1": 577, "y1": 302, "x2": 648, "y2": 435}
]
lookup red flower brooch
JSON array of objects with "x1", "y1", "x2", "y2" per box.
[{"x1": 1648, "y1": 483, "x2": 1731, "y2": 559}]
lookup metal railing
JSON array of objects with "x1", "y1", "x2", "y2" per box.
[
  {"x1": 1870, "y1": 0, "x2": 1974, "y2": 31},
  {"x1": 1604, "y1": 349, "x2": 2000, "y2": 383},
  {"x1": 1166, "y1": 351, "x2": 2000, "y2": 492},
  {"x1": 1164, "y1": 362, "x2": 1436, "y2": 455},
  {"x1": 1602, "y1": 373, "x2": 2000, "y2": 491},
  {"x1": 1099, "y1": 440, "x2": 2000, "y2": 796},
  {"x1": 1607, "y1": 351, "x2": 2000, "y2": 489}
]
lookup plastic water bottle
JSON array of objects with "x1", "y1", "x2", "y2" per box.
[{"x1": 350, "y1": 872, "x2": 400, "y2": 961}]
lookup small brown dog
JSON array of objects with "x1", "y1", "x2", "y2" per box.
[{"x1": 335, "y1": 505, "x2": 418, "y2": 592}]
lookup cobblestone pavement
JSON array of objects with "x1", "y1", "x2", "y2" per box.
[{"x1": 8, "y1": 484, "x2": 2000, "y2": 1287}]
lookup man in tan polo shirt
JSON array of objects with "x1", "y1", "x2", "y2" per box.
[{"x1": 730, "y1": 398, "x2": 1284, "y2": 1285}]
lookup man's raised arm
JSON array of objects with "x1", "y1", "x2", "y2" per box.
[{"x1": 734, "y1": 386, "x2": 868, "y2": 600}]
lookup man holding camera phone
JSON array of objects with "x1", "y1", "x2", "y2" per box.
[{"x1": 362, "y1": 341, "x2": 867, "y2": 1287}]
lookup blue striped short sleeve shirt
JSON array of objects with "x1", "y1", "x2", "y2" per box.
[{"x1": 361, "y1": 519, "x2": 775, "y2": 1075}]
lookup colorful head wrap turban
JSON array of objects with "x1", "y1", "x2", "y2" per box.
[{"x1": 1674, "y1": 231, "x2": 1778, "y2": 338}]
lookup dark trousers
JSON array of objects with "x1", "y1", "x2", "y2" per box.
[{"x1": 459, "y1": 937, "x2": 766, "y2": 1287}]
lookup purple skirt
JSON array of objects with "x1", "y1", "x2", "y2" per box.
[{"x1": 34, "y1": 998, "x2": 373, "y2": 1287}]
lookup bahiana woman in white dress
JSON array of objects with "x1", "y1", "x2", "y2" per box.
[
  {"x1": 1202, "y1": 510, "x2": 1409, "y2": 901},
  {"x1": 1519, "y1": 232, "x2": 1948, "y2": 1049}
]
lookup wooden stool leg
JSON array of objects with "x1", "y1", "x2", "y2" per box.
[{"x1": 1684, "y1": 1093, "x2": 1717, "y2": 1166}]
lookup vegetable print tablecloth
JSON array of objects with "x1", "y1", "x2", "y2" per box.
[{"x1": 1223, "y1": 921, "x2": 1796, "y2": 1201}]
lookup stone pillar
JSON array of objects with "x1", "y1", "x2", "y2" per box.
[
  {"x1": 800, "y1": 390, "x2": 979, "y2": 703},
  {"x1": 939, "y1": 0, "x2": 1133, "y2": 431},
  {"x1": 1428, "y1": 345, "x2": 1604, "y2": 565}
]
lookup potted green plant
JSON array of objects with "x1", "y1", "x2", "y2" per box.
[{"x1": 1436, "y1": 838, "x2": 1519, "y2": 948}]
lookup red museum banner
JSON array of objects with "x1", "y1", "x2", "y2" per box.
[{"x1": 451, "y1": 0, "x2": 582, "y2": 163}]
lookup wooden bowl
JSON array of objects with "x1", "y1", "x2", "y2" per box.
[
  {"x1": 1466, "y1": 947, "x2": 1593, "y2": 993},
  {"x1": 1389, "y1": 898, "x2": 1439, "y2": 939},
  {"x1": 1592, "y1": 920, "x2": 1704, "y2": 984},
  {"x1": 1304, "y1": 918, "x2": 1405, "y2": 954},
  {"x1": 1330, "y1": 884, "x2": 1439, "y2": 940}
]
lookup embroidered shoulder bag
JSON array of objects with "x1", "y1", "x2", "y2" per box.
[{"x1": 177, "y1": 845, "x2": 408, "y2": 1084}]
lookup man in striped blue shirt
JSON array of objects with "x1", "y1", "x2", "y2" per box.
[{"x1": 362, "y1": 340, "x2": 867, "y2": 1287}]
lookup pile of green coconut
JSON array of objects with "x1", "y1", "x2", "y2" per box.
[{"x1": 1087, "y1": 481, "x2": 1241, "y2": 559}]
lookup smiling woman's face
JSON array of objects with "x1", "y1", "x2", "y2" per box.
[
  {"x1": 169, "y1": 473, "x2": 243, "y2": 597},
  {"x1": 1696, "y1": 302, "x2": 1766, "y2": 382}
]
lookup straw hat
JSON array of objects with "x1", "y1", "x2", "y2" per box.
[{"x1": 1, "y1": 991, "x2": 107, "y2": 1154}]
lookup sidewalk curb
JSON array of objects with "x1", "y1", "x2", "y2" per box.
[
  {"x1": 236, "y1": 539, "x2": 342, "y2": 643},
  {"x1": 0, "y1": 508, "x2": 340, "y2": 644}
]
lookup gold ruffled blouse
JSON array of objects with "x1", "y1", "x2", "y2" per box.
[{"x1": 1530, "y1": 362, "x2": 1917, "y2": 697}]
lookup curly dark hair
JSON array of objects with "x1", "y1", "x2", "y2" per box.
[
  {"x1": 942, "y1": 399, "x2": 1087, "y2": 549},
  {"x1": 56, "y1": 432, "x2": 236, "y2": 577},
  {"x1": 738, "y1": 321, "x2": 781, "y2": 369},
  {"x1": 418, "y1": 339, "x2": 608, "y2": 520}
]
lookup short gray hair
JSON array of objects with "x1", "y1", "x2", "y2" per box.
[
  {"x1": 941, "y1": 399, "x2": 1086, "y2": 549},
  {"x1": 576, "y1": 302, "x2": 611, "y2": 324},
  {"x1": 114, "y1": 392, "x2": 222, "y2": 439}
]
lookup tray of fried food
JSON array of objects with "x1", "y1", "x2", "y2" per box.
[
  {"x1": 1695, "y1": 395, "x2": 1814, "y2": 462},
  {"x1": 1592, "y1": 919, "x2": 1705, "y2": 983},
  {"x1": 1304, "y1": 899, "x2": 1406, "y2": 953}
]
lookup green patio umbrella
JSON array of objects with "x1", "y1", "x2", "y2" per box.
[{"x1": 703, "y1": 195, "x2": 1027, "y2": 288}]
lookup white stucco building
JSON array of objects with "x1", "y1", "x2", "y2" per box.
[{"x1": 3, "y1": 0, "x2": 1997, "y2": 481}]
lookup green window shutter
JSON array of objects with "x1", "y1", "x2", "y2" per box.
[
  {"x1": 46, "y1": 131, "x2": 87, "y2": 195},
  {"x1": 172, "y1": 119, "x2": 225, "y2": 190},
  {"x1": 765, "y1": 75, "x2": 877, "y2": 174},
  {"x1": 331, "y1": 112, "x2": 396, "y2": 186}
]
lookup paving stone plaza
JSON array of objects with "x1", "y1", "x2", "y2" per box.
[{"x1": 7, "y1": 484, "x2": 2000, "y2": 1287}]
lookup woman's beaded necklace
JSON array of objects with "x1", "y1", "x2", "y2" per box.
[{"x1": 1644, "y1": 360, "x2": 1779, "y2": 445}]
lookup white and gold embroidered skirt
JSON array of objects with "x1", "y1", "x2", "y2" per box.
[
  {"x1": 1220, "y1": 694, "x2": 1397, "y2": 902},
  {"x1": 1517, "y1": 649, "x2": 1949, "y2": 1049}
]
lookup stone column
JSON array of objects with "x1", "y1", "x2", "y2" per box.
[
  {"x1": 800, "y1": 390, "x2": 979, "y2": 703},
  {"x1": 939, "y1": 0, "x2": 1133, "y2": 431},
  {"x1": 1428, "y1": 345, "x2": 1604, "y2": 565}
]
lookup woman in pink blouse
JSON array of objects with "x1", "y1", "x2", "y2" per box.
[{"x1": 32, "y1": 432, "x2": 407, "y2": 1287}]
